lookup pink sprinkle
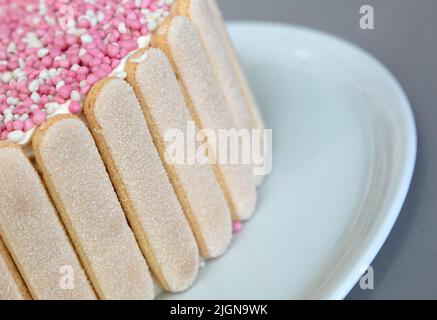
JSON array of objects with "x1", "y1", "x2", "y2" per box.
[
  {"x1": 58, "y1": 85, "x2": 72, "y2": 99},
  {"x1": 40, "y1": 95, "x2": 49, "y2": 105},
  {"x1": 66, "y1": 35, "x2": 78, "y2": 45},
  {"x1": 58, "y1": 59, "x2": 70, "y2": 69},
  {"x1": 80, "y1": 53, "x2": 93, "y2": 65},
  {"x1": 111, "y1": 59, "x2": 121, "y2": 69},
  {"x1": 77, "y1": 17, "x2": 91, "y2": 29},
  {"x1": 53, "y1": 96, "x2": 66, "y2": 104},
  {"x1": 0, "y1": 130, "x2": 8, "y2": 141},
  {"x1": 232, "y1": 221, "x2": 244, "y2": 233},
  {"x1": 32, "y1": 110, "x2": 47, "y2": 125},
  {"x1": 87, "y1": 74, "x2": 99, "y2": 86},
  {"x1": 5, "y1": 121, "x2": 13, "y2": 132},
  {"x1": 77, "y1": 66, "x2": 89, "y2": 75},
  {"x1": 22, "y1": 98, "x2": 34, "y2": 108},
  {"x1": 23, "y1": 119, "x2": 34, "y2": 132},
  {"x1": 89, "y1": 57, "x2": 102, "y2": 67},
  {"x1": 12, "y1": 120, "x2": 24, "y2": 131},
  {"x1": 107, "y1": 44, "x2": 120, "y2": 58},
  {"x1": 42, "y1": 56, "x2": 53, "y2": 67},
  {"x1": 80, "y1": 85, "x2": 91, "y2": 96},
  {"x1": 39, "y1": 85, "x2": 51, "y2": 95},
  {"x1": 149, "y1": 3, "x2": 159, "y2": 11},
  {"x1": 69, "y1": 101, "x2": 82, "y2": 114}
]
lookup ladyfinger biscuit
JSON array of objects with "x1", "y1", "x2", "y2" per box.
[
  {"x1": 126, "y1": 48, "x2": 232, "y2": 259},
  {"x1": 0, "y1": 143, "x2": 96, "y2": 300},
  {"x1": 153, "y1": 16, "x2": 257, "y2": 221},
  {"x1": 33, "y1": 115, "x2": 155, "y2": 300},
  {"x1": 84, "y1": 78, "x2": 199, "y2": 292},
  {"x1": 205, "y1": 0, "x2": 266, "y2": 135},
  {"x1": 175, "y1": 0, "x2": 267, "y2": 186},
  {"x1": 174, "y1": 0, "x2": 253, "y2": 131},
  {"x1": 0, "y1": 238, "x2": 31, "y2": 300}
]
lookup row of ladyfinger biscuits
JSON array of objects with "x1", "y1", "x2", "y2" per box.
[{"x1": 0, "y1": 0, "x2": 264, "y2": 300}]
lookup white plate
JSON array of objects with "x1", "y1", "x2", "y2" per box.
[{"x1": 162, "y1": 22, "x2": 417, "y2": 300}]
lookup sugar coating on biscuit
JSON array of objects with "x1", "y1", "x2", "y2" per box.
[
  {"x1": 0, "y1": 144, "x2": 96, "y2": 300},
  {"x1": 33, "y1": 116, "x2": 155, "y2": 300},
  {"x1": 85, "y1": 78, "x2": 199, "y2": 292},
  {"x1": 130, "y1": 48, "x2": 232, "y2": 258},
  {"x1": 166, "y1": 16, "x2": 257, "y2": 220},
  {"x1": 187, "y1": 0, "x2": 253, "y2": 131},
  {"x1": 0, "y1": 238, "x2": 30, "y2": 300},
  {"x1": 185, "y1": 0, "x2": 266, "y2": 187},
  {"x1": 205, "y1": 0, "x2": 265, "y2": 134}
]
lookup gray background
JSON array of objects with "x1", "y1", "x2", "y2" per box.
[{"x1": 217, "y1": 0, "x2": 437, "y2": 299}]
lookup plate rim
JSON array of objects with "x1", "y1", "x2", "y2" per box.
[{"x1": 226, "y1": 21, "x2": 418, "y2": 300}]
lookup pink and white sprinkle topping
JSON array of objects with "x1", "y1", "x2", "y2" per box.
[{"x1": 0, "y1": 0, "x2": 173, "y2": 144}]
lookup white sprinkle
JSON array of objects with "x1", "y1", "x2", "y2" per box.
[
  {"x1": 147, "y1": 20, "x2": 157, "y2": 31},
  {"x1": 38, "y1": 1, "x2": 47, "y2": 14},
  {"x1": 23, "y1": 32, "x2": 43, "y2": 48},
  {"x1": 28, "y1": 80, "x2": 40, "y2": 92},
  {"x1": 12, "y1": 68, "x2": 24, "y2": 79},
  {"x1": 30, "y1": 104, "x2": 39, "y2": 110},
  {"x1": 89, "y1": 16, "x2": 98, "y2": 26},
  {"x1": 45, "y1": 102, "x2": 59, "y2": 115},
  {"x1": 19, "y1": 59, "x2": 26, "y2": 69},
  {"x1": 113, "y1": 71, "x2": 127, "y2": 79},
  {"x1": 80, "y1": 80, "x2": 88, "y2": 88},
  {"x1": 31, "y1": 92, "x2": 41, "y2": 103},
  {"x1": 118, "y1": 22, "x2": 127, "y2": 34},
  {"x1": 17, "y1": 74, "x2": 27, "y2": 81},
  {"x1": 79, "y1": 48, "x2": 87, "y2": 56},
  {"x1": 56, "y1": 80, "x2": 66, "y2": 90},
  {"x1": 7, "y1": 42, "x2": 17, "y2": 53},
  {"x1": 132, "y1": 52, "x2": 149, "y2": 63},
  {"x1": 81, "y1": 34, "x2": 93, "y2": 44},
  {"x1": 7, "y1": 97, "x2": 19, "y2": 106},
  {"x1": 45, "y1": 16, "x2": 56, "y2": 26},
  {"x1": 49, "y1": 68, "x2": 58, "y2": 78},
  {"x1": 37, "y1": 48, "x2": 49, "y2": 58},
  {"x1": 19, "y1": 114, "x2": 29, "y2": 121},
  {"x1": 71, "y1": 64, "x2": 80, "y2": 71},
  {"x1": 71, "y1": 90, "x2": 81, "y2": 101},
  {"x1": 1, "y1": 72, "x2": 12, "y2": 83},
  {"x1": 137, "y1": 35, "x2": 151, "y2": 48},
  {"x1": 7, "y1": 130, "x2": 24, "y2": 143},
  {"x1": 4, "y1": 112, "x2": 13, "y2": 123},
  {"x1": 97, "y1": 11, "x2": 105, "y2": 22},
  {"x1": 39, "y1": 70, "x2": 50, "y2": 80},
  {"x1": 86, "y1": 9, "x2": 95, "y2": 17}
]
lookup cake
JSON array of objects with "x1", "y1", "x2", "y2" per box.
[{"x1": 0, "y1": 0, "x2": 265, "y2": 300}]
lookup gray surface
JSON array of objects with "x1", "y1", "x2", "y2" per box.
[{"x1": 217, "y1": 0, "x2": 437, "y2": 299}]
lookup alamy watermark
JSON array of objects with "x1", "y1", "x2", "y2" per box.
[
  {"x1": 59, "y1": 265, "x2": 75, "y2": 290},
  {"x1": 360, "y1": 5, "x2": 375, "y2": 30},
  {"x1": 359, "y1": 265, "x2": 374, "y2": 290},
  {"x1": 164, "y1": 121, "x2": 272, "y2": 177}
]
